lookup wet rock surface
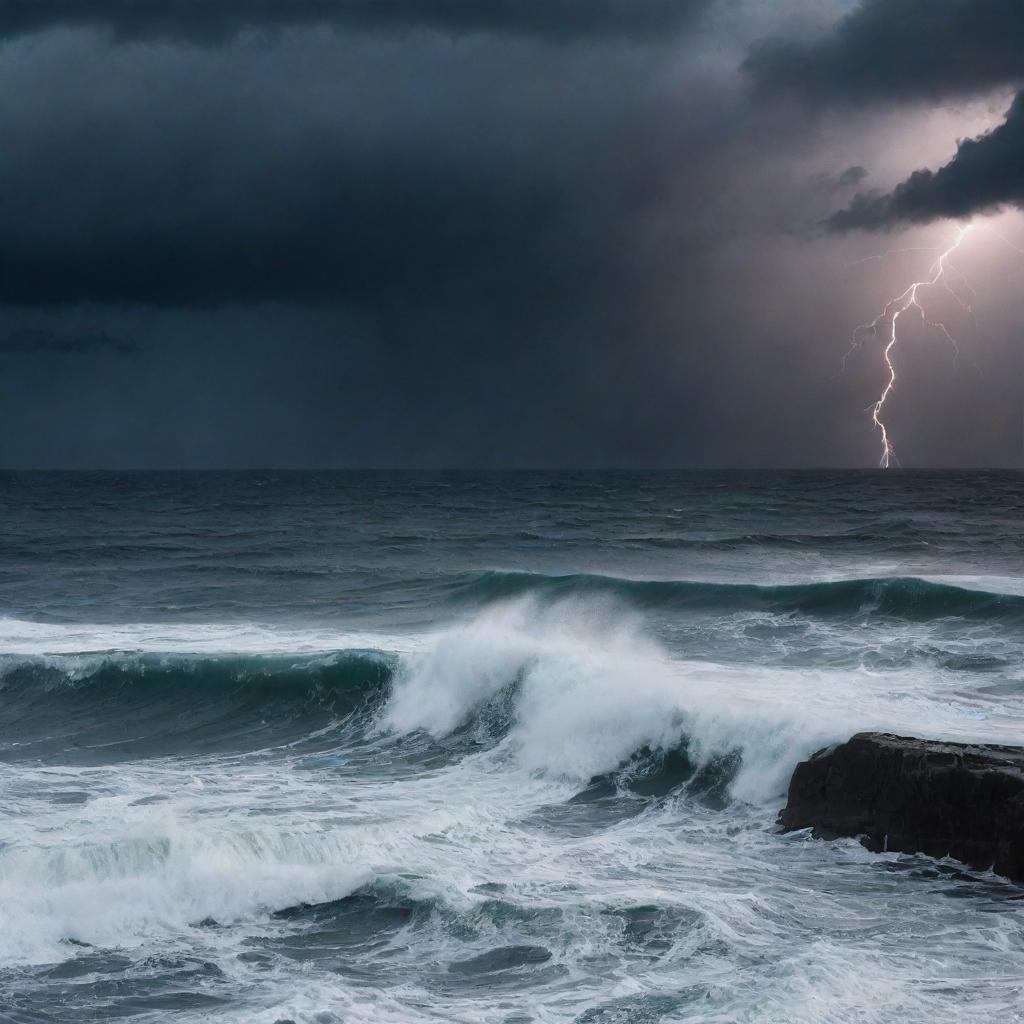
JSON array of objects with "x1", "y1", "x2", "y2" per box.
[{"x1": 780, "y1": 732, "x2": 1024, "y2": 882}]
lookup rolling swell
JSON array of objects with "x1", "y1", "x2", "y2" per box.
[
  {"x1": 450, "y1": 570, "x2": 1024, "y2": 623},
  {"x1": 0, "y1": 651, "x2": 395, "y2": 762}
]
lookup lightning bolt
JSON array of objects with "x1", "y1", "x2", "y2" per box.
[{"x1": 849, "y1": 224, "x2": 974, "y2": 468}]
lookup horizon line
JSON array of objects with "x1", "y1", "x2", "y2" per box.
[{"x1": 2, "y1": 466, "x2": 1023, "y2": 474}]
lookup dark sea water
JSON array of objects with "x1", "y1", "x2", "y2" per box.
[{"x1": 1, "y1": 470, "x2": 1023, "y2": 1023}]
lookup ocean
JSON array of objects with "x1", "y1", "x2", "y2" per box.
[{"x1": 1, "y1": 470, "x2": 1023, "y2": 1023}]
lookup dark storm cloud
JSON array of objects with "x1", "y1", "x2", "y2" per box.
[
  {"x1": 4, "y1": 2, "x2": 1021, "y2": 468},
  {"x1": 746, "y1": 0, "x2": 1024, "y2": 229},
  {"x1": 0, "y1": 26, "x2": 731, "y2": 310},
  {"x1": 0, "y1": 0, "x2": 710, "y2": 43},
  {"x1": 746, "y1": 0, "x2": 1024, "y2": 104},
  {"x1": 0, "y1": 167, "x2": 587, "y2": 307},
  {"x1": 0, "y1": 326, "x2": 141, "y2": 355},
  {"x1": 0, "y1": 16, "x2": 782, "y2": 467},
  {"x1": 829, "y1": 92, "x2": 1024, "y2": 230},
  {"x1": 0, "y1": 6, "x2": 717, "y2": 312}
]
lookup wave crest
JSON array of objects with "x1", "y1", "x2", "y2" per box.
[{"x1": 449, "y1": 570, "x2": 1024, "y2": 623}]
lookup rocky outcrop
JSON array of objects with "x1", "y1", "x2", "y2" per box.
[{"x1": 780, "y1": 732, "x2": 1024, "y2": 882}]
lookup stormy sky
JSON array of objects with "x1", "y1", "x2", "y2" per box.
[{"x1": 2, "y1": 0, "x2": 1022, "y2": 468}]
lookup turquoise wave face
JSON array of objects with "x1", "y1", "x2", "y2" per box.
[{"x1": 0, "y1": 651, "x2": 397, "y2": 762}]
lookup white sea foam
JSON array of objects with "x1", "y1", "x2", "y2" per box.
[
  {"x1": 0, "y1": 616, "x2": 422, "y2": 657},
  {"x1": 0, "y1": 778, "x2": 372, "y2": 964},
  {"x1": 4, "y1": 595, "x2": 1024, "y2": 1021},
  {"x1": 0, "y1": 731, "x2": 569, "y2": 966}
]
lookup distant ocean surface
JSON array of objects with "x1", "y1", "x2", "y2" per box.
[{"x1": 2, "y1": 470, "x2": 1023, "y2": 1023}]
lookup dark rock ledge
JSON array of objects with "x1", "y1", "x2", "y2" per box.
[{"x1": 779, "y1": 732, "x2": 1024, "y2": 882}]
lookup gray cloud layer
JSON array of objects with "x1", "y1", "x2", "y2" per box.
[
  {"x1": 0, "y1": 43, "x2": 696, "y2": 309},
  {"x1": 2, "y1": 21, "x2": 789, "y2": 467},
  {"x1": 0, "y1": 0, "x2": 710, "y2": 42},
  {"x1": 747, "y1": 0, "x2": 1024, "y2": 104}
]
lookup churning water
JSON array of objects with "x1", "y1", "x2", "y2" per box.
[{"x1": 1, "y1": 471, "x2": 1023, "y2": 1022}]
